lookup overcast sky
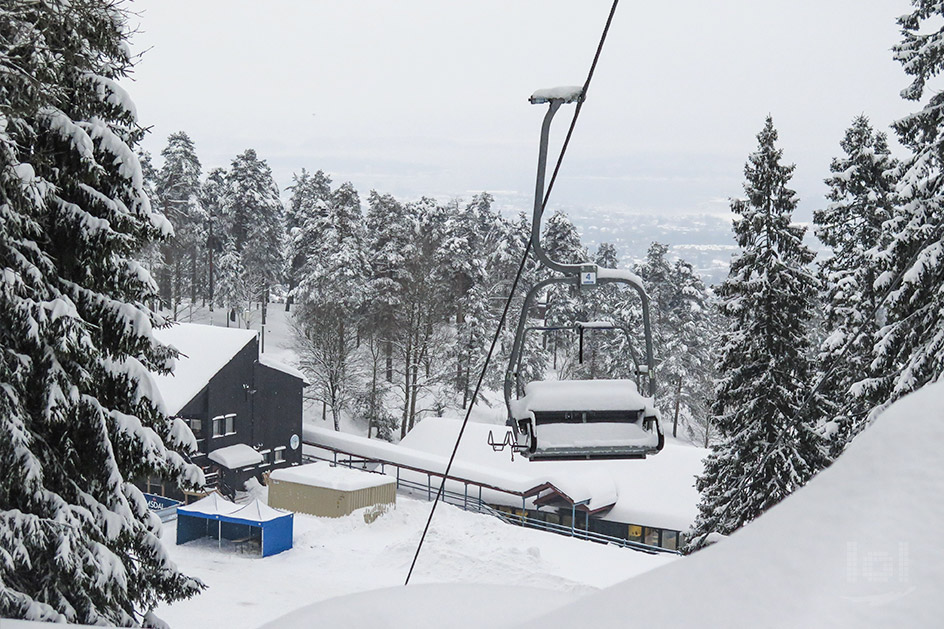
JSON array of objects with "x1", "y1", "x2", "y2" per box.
[{"x1": 125, "y1": 1, "x2": 914, "y2": 222}]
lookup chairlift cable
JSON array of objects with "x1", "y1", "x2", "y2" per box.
[{"x1": 404, "y1": 0, "x2": 621, "y2": 585}]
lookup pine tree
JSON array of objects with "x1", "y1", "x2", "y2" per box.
[
  {"x1": 541, "y1": 211, "x2": 586, "y2": 373},
  {"x1": 687, "y1": 117, "x2": 826, "y2": 551},
  {"x1": 156, "y1": 131, "x2": 205, "y2": 314},
  {"x1": 0, "y1": 1, "x2": 203, "y2": 623},
  {"x1": 636, "y1": 243, "x2": 716, "y2": 441},
  {"x1": 219, "y1": 149, "x2": 285, "y2": 309},
  {"x1": 294, "y1": 182, "x2": 371, "y2": 431},
  {"x1": 200, "y1": 167, "x2": 227, "y2": 310},
  {"x1": 859, "y1": 2, "x2": 944, "y2": 418},
  {"x1": 285, "y1": 169, "x2": 332, "y2": 309},
  {"x1": 814, "y1": 116, "x2": 898, "y2": 456}
]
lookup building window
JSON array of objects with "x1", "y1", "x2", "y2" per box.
[
  {"x1": 644, "y1": 527, "x2": 661, "y2": 547},
  {"x1": 211, "y1": 413, "x2": 236, "y2": 438},
  {"x1": 274, "y1": 448, "x2": 286, "y2": 463},
  {"x1": 187, "y1": 417, "x2": 202, "y2": 433},
  {"x1": 146, "y1": 476, "x2": 164, "y2": 495},
  {"x1": 662, "y1": 530, "x2": 678, "y2": 551},
  {"x1": 627, "y1": 524, "x2": 643, "y2": 543}
]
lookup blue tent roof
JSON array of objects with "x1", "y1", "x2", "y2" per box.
[{"x1": 177, "y1": 495, "x2": 293, "y2": 557}]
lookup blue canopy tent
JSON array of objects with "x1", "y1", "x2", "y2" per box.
[{"x1": 177, "y1": 492, "x2": 293, "y2": 557}]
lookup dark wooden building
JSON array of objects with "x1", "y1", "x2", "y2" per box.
[{"x1": 147, "y1": 323, "x2": 306, "y2": 499}]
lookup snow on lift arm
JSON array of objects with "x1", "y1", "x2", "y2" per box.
[
  {"x1": 596, "y1": 267, "x2": 647, "y2": 295},
  {"x1": 530, "y1": 86, "x2": 584, "y2": 104}
]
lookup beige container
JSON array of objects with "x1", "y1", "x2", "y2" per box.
[{"x1": 268, "y1": 462, "x2": 396, "y2": 518}]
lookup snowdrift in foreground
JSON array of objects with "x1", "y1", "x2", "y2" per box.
[
  {"x1": 260, "y1": 583, "x2": 579, "y2": 629},
  {"x1": 522, "y1": 380, "x2": 944, "y2": 628}
]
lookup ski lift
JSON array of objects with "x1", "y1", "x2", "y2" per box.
[{"x1": 492, "y1": 86, "x2": 664, "y2": 461}]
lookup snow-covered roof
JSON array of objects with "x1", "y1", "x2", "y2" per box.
[
  {"x1": 209, "y1": 443, "x2": 264, "y2": 469},
  {"x1": 151, "y1": 323, "x2": 257, "y2": 415},
  {"x1": 303, "y1": 425, "x2": 537, "y2": 497},
  {"x1": 530, "y1": 85, "x2": 583, "y2": 104},
  {"x1": 270, "y1": 462, "x2": 395, "y2": 491},
  {"x1": 397, "y1": 418, "x2": 703, "y2": 531},
  {"x1": 305, "y1": 418, "x2": 703, "y2": 530},
  {"x1": 230, "y1": 498, "x2": 292, "y2": 524},
  {"x1": 511, "y1": 380, "x2": 650, "y2": 417},
  {"x1": 259, "y1": 354, "x2": 309, "y2": 384},
  {"x1": 177, "y1": 491, "x2": 240, "y2": 517}
]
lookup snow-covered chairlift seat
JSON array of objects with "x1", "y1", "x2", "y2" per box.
[{"x1": 510, "y1": 379, "x2": 664, "y2": 461}]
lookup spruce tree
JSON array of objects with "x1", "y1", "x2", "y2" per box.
[
  {"x1": 814, "y1": 116, "x2": 898, "y2": 456},
  {"x1": 221, "y1": 149, "x2": 285, "y2": 303},
  {"x1": 0, "y1": 1, "x2": 203, "y2": 623},
  {"x1": 294, "y1": 182, "x2": 371, "y2": 431},
  {"x1": 156, "y1": 131, "x2": 205, "y2": 312},
  {"x1": 285, "y1": 169, "x2": 332, "y2": 308},
  {"x1": 860, "y1": 2, "x2": 944, "y2": 418},
  {"x1": 687, "y1": 117, "x2": 826, "y2": 551}
]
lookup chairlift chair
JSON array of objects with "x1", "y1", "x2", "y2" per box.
[{"x1": 494, "y1": 86, "x2": 664, "y2": 461}]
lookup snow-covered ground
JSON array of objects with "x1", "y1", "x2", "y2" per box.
[
  {"x1": 155, "y1": 495, "x2": 675, "y2": 628},
  {"x1": 265, "y1": 379, "x2": 944, "y2": 629}
]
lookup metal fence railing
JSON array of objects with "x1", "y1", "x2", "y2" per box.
[{"x1": 302, "y1": 447, "x2": 679, "y2": 555}]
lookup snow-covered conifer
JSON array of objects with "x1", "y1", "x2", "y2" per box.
[
  {"x1": 0, "y1": 1, "x2": 203, "y2": 622},
  {"x1": 285, "y1": 169, "x2": 332, "y2": 306},
  {"x1": 221, "y1": 149, "x2": 285, "y2": 301},
  {"x1": 687, "y1": 117, "x2": 827, "y2": 551},
  {"x1": 294, "y1": 182, "x2": 371, "y2": 430},
  {"x1": 156, "y1": 131, "x2": 206, "y2": 312},
  {"x1": 859, "y1": 2, "x2": 944, "y2": 420},
  {"x1": 814, "y1": 116, "x2": 898, "y2": 456}
]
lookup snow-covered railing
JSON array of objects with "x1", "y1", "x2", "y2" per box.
[{"x1": 301, "y1": 445, "x2": 679, "y2": 556}]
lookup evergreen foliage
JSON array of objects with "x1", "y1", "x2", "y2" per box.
[
  {"x1": 0, "y1": 1, "x2": 203, "y2": 622},
  {"x1": 859, "y1": 1, "x2": 944, "y2": 418},
  {"x1": 155, "y1": 131, "x2": 205, "y2": 311},
  {"x1": 687, "y1": 117, "x2": 826, "y2": 551},
  {"x1": 814, "y1": 116, "x2": 898, "y2": 456},
  {"x1": 218, "y1": 149, "x2": 284, "y2": 318},
  {"x1": 637, "y1": 243, "x2": 717, "y2": 443}
]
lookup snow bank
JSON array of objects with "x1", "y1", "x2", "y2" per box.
[
  {"x1": 521, "y1": 381, "x2": 944, "y2": 628},
  {"x1": 261, "y1": 583, "x2": 580, "y2": 629},
  {"x1": 151, "y1": 323, "x2": 257, "y2": 414},
  {"x1": 270, "y1": 461, "x2": 395, "y2": 491}
]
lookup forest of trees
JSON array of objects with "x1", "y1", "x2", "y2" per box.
[
  {"x1": 5, "y1": 0, "x2": 944, "y2": 623},
  {"x1": 141, "y1": 141, "x2": 721, "y2": 444}
]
